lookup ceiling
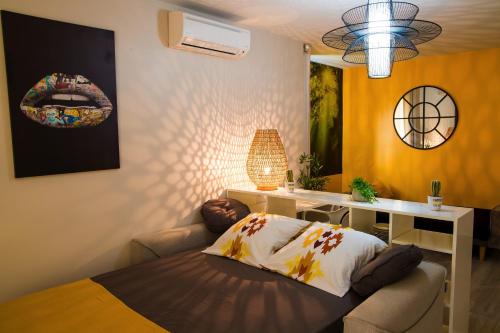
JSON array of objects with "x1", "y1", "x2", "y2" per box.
[{"x1": 165, "y1": 0, "x2": 500, "y2": 67}]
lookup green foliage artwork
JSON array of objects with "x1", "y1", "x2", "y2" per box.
[{"x1": 310, "y1": 62, "x2": 343, "y2": 176}]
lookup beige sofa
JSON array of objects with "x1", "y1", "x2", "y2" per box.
[{"x1": 133, "y1": 223, "x2": 446, "y2": 333}]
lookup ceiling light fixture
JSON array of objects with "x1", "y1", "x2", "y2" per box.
[{"x1": 322, "y1": 0, "x2": 441, "y2": 78}]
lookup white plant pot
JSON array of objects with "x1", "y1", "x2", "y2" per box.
[
  {"x1": 428, "y1": 196, "x2": 443, "y2": 211},
  {"x1": 286, "y1": 181, "x2": 295, "y2": 193},
  {"x1": 352, "y1": 189, "x2": 368, "y2": 202}
]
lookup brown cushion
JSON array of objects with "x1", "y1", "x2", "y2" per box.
[
  {"x1": 351, "y1": 244, "x2": 423, "y2": 296},
  {"x1": 201, "y1": 198, "x2": 251, "y2": 234}
]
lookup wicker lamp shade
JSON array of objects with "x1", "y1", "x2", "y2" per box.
[{"x1": 246, "y1": 129, "x2": 288, "y2": 191}]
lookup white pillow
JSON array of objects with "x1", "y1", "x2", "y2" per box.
[
  {"x1": 262, "y1": 222, "x2": 387, "y2": 297},
  {"x1": 202, "y1": 213, "x2": 311, "y2": 268}
]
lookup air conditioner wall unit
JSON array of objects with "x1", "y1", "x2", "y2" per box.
[{"x1": 168, "y1": 11, "x2": 251, "y2": 59}]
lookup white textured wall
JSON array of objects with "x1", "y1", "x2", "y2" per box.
[{"x1": 0, "y1": 0, "x2": 307, "y2": 302}]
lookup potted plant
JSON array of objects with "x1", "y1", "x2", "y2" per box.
[
  {"x1": 286, "y1": 170, "x2": 295, "y2": 192},
  {"x1": 350, "y1": 177, "x2": 377, "y2": 203},
  {"x1": 297, "y1": 153, "x2": 328, "y2": 191},
  {"x1": 428, "y1": 180, "x2": 443, "y2": 211}
]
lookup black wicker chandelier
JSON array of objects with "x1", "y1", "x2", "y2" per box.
[{"x1": 322, "y1": 0, "x2": 441, "y2": 78}]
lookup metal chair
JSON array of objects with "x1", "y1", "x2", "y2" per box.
[
  {"x1": 489, "y1": 205, "x2": 500, "y2": 248},
  {"x1": 301, "y1": 204, "x2": 349, "y2": 226},
  {"x1": 479, "y1": 205, "x2": 500, "y2": 261}
]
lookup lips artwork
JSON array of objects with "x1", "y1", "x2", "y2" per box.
[
  {"x1": 19, "y1": 73, "x2": 113, "y2": 128},
  {"x1": 2, "y1": 11, "x2": 120, "y2": 177}
]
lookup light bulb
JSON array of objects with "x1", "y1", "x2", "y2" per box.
[{"x1": 367, "y1": 0, "x2": 392, "y2": 78}]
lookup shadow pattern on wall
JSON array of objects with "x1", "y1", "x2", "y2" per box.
[{"x1": 118, "y1": 19, "x2": 307, "y2": 235}]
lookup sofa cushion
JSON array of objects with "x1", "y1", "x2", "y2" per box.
[
  {"x1": 351, "y1": 244, "x2": 423, "y2": 296},
  {"x1": 344, "y1": 261, "x2": 445, "y2": 333},
  {"x1": 201, "y1": 198, "x2": 251, "y2": 233},
  {"x1": 132, "y1": 223, "x2": 218, "y2": 264}
]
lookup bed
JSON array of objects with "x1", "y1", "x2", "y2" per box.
[
  {"x1": 96, "y1": 248, "x2": 364, "y2": 333},
  {"x1": 0, "y1": 223, "x2": 446, "y2": 333}
]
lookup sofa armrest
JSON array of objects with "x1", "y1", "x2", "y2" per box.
[
  {"x1": 131, "y1": 223, "x2": 218, "y2": 264},
  {"x1": 344, "y1": 261, "x2": 446, "y2": 333}
]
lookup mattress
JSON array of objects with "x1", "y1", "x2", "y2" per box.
[{"x1": 93, "y1": 248, "x2": 365, "y2": 333}]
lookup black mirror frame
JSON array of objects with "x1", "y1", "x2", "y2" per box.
[{"x1": 393, "y1": 85, "x2": 458, "y2": 150}]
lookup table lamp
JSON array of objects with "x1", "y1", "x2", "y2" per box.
[{"x1": 246, "y1": 129, "x2": 288, "y2": 191}]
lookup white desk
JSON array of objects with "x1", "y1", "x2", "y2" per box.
[{"x1": 226, "y1": 186, "x2": 473, "y2": 333}]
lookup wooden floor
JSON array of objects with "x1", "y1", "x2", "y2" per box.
[{"x1": 423, "y1": 248, "x2": 500, "y2": 333}]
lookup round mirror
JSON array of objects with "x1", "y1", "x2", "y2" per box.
[{"x1": 393, "y1": 86, "x2": 458, "y2": 149}]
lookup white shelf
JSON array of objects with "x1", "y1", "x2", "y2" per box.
[
  {"x1": 227, "y1": 187, "x2": 472, "y2": 221},
  {"x1": 444, "y1": 290, "x2": 451, "y2": 308},
  {"x1": 444, "y1": 279, "x2": 451, "y2": 308},
  {"x1": 392, "y1": 229, "x2": 453, "y2": 254},
  {"x1": 295, "y1": 200, "x2": 323, "y2": 212}
]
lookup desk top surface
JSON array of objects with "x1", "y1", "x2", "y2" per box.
[{"x1": 227, "y1": 187, "x2": 472, "y2": 221}]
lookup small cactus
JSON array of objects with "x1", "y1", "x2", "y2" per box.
[
  {"x1": 286, "y1": 170, "x2": 294, "y2": 182},
  {"x1": 431, "y1": 180, "x2": 441, "y2": 197}
]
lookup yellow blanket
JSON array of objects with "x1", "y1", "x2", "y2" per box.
[{"x1": 0, "y1": 279, "x2": 168, "y2": 333}]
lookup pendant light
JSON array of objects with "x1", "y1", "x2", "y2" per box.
[{"x1": 322, "y1": 0, "x2": 441, "y2": 78}]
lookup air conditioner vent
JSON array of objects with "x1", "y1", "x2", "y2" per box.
[
  {"x1": 168, "y1": 11, "x2": 250, "y2": 59},
  {"x1": 180, "y1": 43, "x2": 238, "y2": 56}
]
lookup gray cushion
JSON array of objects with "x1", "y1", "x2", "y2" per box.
[
  {"x1": 132, "y1": 223, "x2": 218, "y2": 264},
  {"x1": 201, "y1": 198, "x2": 250, "y2": 233},
  {"x1": 344, "y1": 261, "x2": 445, "y2": 333},
  {"x1": 351, "y1": 244, "x2": 423, "y2": 296}
]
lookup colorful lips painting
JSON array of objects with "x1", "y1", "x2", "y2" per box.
[{"x1": 19, "y1": 73, "x2": 113, "y2": 128}]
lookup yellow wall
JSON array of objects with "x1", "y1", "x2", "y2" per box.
[
  {"x1": 325, "y1": 174, "x2": 342, "y2": 192},
  {"x1": 343, "y1": 48, "x2": 500, "y2": 209}
]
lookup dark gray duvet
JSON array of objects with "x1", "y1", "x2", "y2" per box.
[{"x1": 92, "y1": 249, "x2": 365, "y2": 333}]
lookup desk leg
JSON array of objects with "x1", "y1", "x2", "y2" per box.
[
  {"x1": 449, "y1": 210, "x2": 473, "y2": 333},
  {"x1": 266, "y1": 196, "x2": 297, "y2": 218},
  {"x1": 226, "y1": 190, "x2": 267, "y2": 213},
  {"x1": 349, "y1": 208, "x2": 376, "y2": 233},
  {"x1": 389, "y1": 214, "x2": 414, "y2": 243},
  {"x1": 226, "y1": 191, "x2": 296, "y2": 218}
]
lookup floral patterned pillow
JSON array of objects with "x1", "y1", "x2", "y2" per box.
[
  {"x1": 262, "y1": 222, "x2": 387, "y2": 297},
  {"x1": 202, "y1": 213, "x2": 311, "y2": 268}
]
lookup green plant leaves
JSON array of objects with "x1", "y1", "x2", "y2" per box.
[
  {"x1": 297, "y1": 153, "x2": 328, "y2": 191},
  {"x1": 350, "y1": 177, "x2": 377, "y2": 203}
]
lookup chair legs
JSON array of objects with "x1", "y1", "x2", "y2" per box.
[{"x1": 479, "y1": 246, "x2": 486, "y2": 262}]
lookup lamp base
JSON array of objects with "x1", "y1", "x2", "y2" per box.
[{"x1": 257, "y1": 185, "x2": 278, "y2": 191}]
